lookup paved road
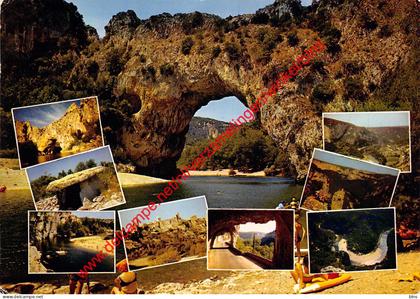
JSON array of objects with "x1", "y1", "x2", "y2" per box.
[{"x1": 208, "y1": 239, "x2": 263, "y2": 270}]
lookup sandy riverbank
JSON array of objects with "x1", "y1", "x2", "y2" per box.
[
  {"x1": 117, "y1": 172, "x2": 169, "y2": 186},
  {"x1": 189, "y1": 169, "x2": 267, "y2": 177},
  {"x1": 0, "y1": 158, "x2": 29, "y2": 190},
  {"x1": 70, "y1": 235, "x2": 114, "y2": 255},
  {"x1": 2, "y1": 251, "x2": 419, "y2": 294}
]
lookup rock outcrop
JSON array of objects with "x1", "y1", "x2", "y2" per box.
[
  {"x1": 125, "y1": 214, "x2": 206, "y2": 266},
  {"x1": 39, "y1": 166, "x2": 124, "y2": 210},
  {"x1": 15, "y1": 97, "x2": 102, "y2": 157},
  {"x1": 324, "y1": 118, "x2": 411, "y2": 171},
  {"x1": 0, "y1": 0, "x2": 88, "y2": 56},
  {"x1": 301, "y1": 159, "x2": 398, "y2": 210}
]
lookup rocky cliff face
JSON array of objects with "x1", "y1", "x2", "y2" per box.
[
  {"x1": 29, "y1": 212, "x2": 78, "y2": 247},
  {"x1": 125, "y1": 214, "x2": 206, "y2": 263},
  {"x1": 186, "y1": 117, "x2": 229, "y2": 145},
  {"x1": 1, "y1": 0, "x2": 87, "y2": 56},
  {"x1": 324, "y1": 118, "x2": 410, "y2": 170},
  {"x1": 1, "y1": 0, "x2": 418, "y2": 180},
  {"x1": 301, "y1": 159, "x2": 398, "y2": 210},
  {"x1": 16, "y1": 98, "x2": 102, "y2": 155}
]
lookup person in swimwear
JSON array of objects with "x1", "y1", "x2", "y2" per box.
[
  {"x1": 291, "y1": 256, "x2": 334, "y2": 291},
  {"x1": 111, "y1": 271, "x2": 141, "y2": 294},
  {"x1": 295, "y1": 212, "x2": 305, "y2": 263},
  {"x1": 69, "y1": 273, "x2": 89, "y2": 294}
]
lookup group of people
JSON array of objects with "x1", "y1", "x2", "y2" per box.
[{"x1": 69, "y1": 260, "x2": 142, "y2": 294}]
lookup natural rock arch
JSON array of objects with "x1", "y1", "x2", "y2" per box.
[{"x1": 95, "y1": 6, "x2": 323, "y2": 178}]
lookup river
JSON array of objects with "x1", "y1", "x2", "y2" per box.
[{"x1": 0, "y1": 176, "x2": 302, "y2": 288}]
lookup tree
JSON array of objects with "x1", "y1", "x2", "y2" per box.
[
  {"x1": 85, "y1": 159, "x2": 97, "y2": 168},
  {"x1": 58, "y1": 170, "x2": 68, "y2": 178},
  {"x1": 75, "y1": 161, "x2": 88, "y2": 172}
]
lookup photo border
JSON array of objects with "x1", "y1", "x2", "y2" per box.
[
  {"x1": 306, "y1": 207, "x2": 398, "y2": 274},
  {"x1": 27, "y1": 210, "x2": 116, "y2": 274},
  {"x1": 206, "y1": 208, "x2": 295, "y2": 272},
  {"x1": 11, "y1": 96, "x2": 105, "y2": 169},
  {"x1": 117, "y1": 195, "x2": 209, "y2": 272},
  {"x1": 25, "y1": 145, "x2": 126, "y2": 211},
  {"x1": 298, "y1": 148, "x2": 401, "y2": 211},
  {"x1": 321, "y1": 111, "x2": 412, "y2": 173}
]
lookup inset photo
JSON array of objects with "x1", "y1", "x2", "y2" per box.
[
  {"x1": 323, "y1": 111, "x2": 411, "y2": 173},
  {"x1": 12, "y1": 97, "x2": 104, "y2": 168},
  {"x1": 28, "y1": 210, "x2": 115, "y2": 274},
  {"x1": 300, "y1": 149, "x2": 399, "y2": 211},
  {"x1": 118, "y1": 196, "x2": 208, "y2": 271},
  {"x1": 26, "y1": 146, "x2": 126, "y2": 211},
  {"x1": 207, "y1": 209, "x2": 294, "y2": 270},
  {"x1": 307, "y1": 208, "x2": 397, "y2": 273}
]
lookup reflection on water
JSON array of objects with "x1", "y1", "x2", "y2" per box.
[
  {"x1": 0, "y1": 176, "x2": 303, "y2": 286},
  {"x1": 39, "y1": 240, "x2": 114, "y2": 273},
  {"x1": 123, "y1": 176, "x2": 302, "y2": 209}
]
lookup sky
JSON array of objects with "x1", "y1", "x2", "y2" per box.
[
  {"x1": 27, "y1": 146, "x2": 114, "y2": 181},
  {"x1": 195, "y1": 96, "x2": 251, "y2": 122},
  {"x1": 324, "y1": 112, "x2": 409, "y2": 128},
  {"x1": 239, "y1": 220, "x2": 275, "y2": 234},
  {"x1": 119, "y1": 196, "x2": 207, "y2": 227},
  {"x1": 65, "y1": 0, "x2": 311, "y2": 122},
  {"x1": 13, "y1": 99, "x2": 80, "y2": 128},
  {"x1": 72, "y1": 211, "x2": 115, "y2": 220},
  {"x1": 314, "y1": 149, "x2": 399, "y2": 176},
  {"x1": 66, "y1": 0, "x2": 312, "y2": 37}
]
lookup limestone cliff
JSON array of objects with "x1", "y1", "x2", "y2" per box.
[
  {"x1": 15, "y1": 98, "x2": 102, "y2": 155},
  {"x1": 1, "y1": 0, "x2": 418, "y2": 181},
  {"x1": 125, "y1": 214, "x2": 206, "y2": 265}
]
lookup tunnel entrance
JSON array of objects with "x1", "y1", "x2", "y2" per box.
[{"x1": 208, "y1": 209, "x2": 294, "y2": 270}]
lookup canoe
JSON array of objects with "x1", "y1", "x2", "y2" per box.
[{"x1": 300, "y1": 274, "x2": 351, "y2": 294}]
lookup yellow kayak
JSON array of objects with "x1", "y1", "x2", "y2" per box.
[{"x1": 300, "y1": 274, "x2": 352, "y2": 294}]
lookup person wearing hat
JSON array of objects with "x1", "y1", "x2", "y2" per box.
[
  {"x1": 111, "y1": 271, "x2": 140, "y2": 294},
  {"x1": 290, "y1": 197, "x2": 299, "y2": 209}
]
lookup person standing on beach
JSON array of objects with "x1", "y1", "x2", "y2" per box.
[{"x1": 295, "y1": 212, "x2": 305, "y2": 263}]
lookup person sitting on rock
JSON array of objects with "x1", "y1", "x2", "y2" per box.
[
  {"x1": 69, "y1": 273, "x2": 89, "y2": 294},
  {"x1": 111, "y1": 271, "x2": 142, "y2": 294}
]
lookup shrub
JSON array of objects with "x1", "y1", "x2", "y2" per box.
[
  {"x1": 141, "y1": 65, "x2": 156, "y2": 81},
  {"x1": 343, "y1": 60, "x2": 365, "y2": 75},
  {"x1": 224, "y1": 42, "x2": 241, "y2": 60},
  {"x1": 159, "y1": 63, "x2": 174, "y2": 76},
  {"x1": 181, "y1": 37, "x2": 194, "y2": 55},
  {"x1": 287, "y1": 32, "x2": 299, "y2": 47},
  {"x1": 361, "y1": 14, "x2": 378, "y2": 31},
  {"x1": 311, "y1": 82, "x2": 335, "y2": 103},
  {"x1": 378, "y1": 25, "x2": 393, "y2": 38},
  {"x1": 212, "y1": 46, "x2": 222, "y2": 58},
  {"x1": 182, "y1": 11, "x2": 204, "y2": 33},
  {"x1": 251, "y1": 12, "x2": 269, "y2": 24},
  {"x1": 344, "y1": 78, "x2": 366, "y2": 101},
  {"x1": 326, "y1": 41, "x2": 341, "y2": 55}
]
